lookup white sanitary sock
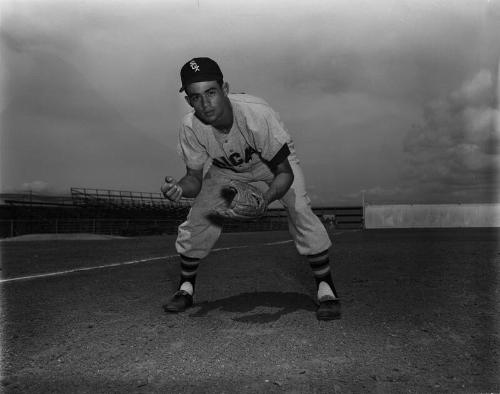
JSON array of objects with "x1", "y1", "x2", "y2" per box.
[
  {"x1": 179, "y1": 281, "x2": 193, "y2": 296},
  {"x1": 317, "y1": 281, "x2": 337, "y2": 301}
]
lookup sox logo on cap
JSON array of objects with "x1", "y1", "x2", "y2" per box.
[{"x1": 189, "y1": 60, "x2": 200, "y2": 72}]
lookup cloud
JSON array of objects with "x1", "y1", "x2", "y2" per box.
[
  {"x1": 20, "y1": 180, "x2": 51, "y2": 193},
  {"x1": 0, "y1": 47, "x2": 181, "y2": 194},
  {"x1": 348, "y1": 68, "x2": 499, "y2": 204},
  {"x1": 399, "y1": 69, "x2": 499, "y2": 202},
  {"x1": 2, "y1": 0, "x2": 499, "y2": 204},
  {"x1": 453, "y1": 69, "x2": 495, "y2": 104}
]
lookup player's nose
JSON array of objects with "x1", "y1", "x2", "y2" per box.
[{"x1": 200, "y1": 96, "x2": 210, "y2": 110}]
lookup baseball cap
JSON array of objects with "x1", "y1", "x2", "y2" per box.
[{"x1": 179, "y1": 57, "x2": 223, "y2": 92}]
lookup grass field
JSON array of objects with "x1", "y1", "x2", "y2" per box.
[{"x1": 1, "y1": 228, "x2": 499, "y2": 393}]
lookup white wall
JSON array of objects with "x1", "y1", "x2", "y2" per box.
[{"x1": 364, "y1": 204, "x2": 500, "y2": 229}]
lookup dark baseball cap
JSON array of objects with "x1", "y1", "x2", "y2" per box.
[{"x1": 179, "y1": 57, "x2": 223, "y2": 92}]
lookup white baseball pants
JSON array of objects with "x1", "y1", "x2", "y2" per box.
[{"x1": 175, "y1": 154, "x2": 332, "y2": 259}]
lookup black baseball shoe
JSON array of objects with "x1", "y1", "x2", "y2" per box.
[
  {"x1": 316, "y1": 298, "x2": 341, "y2": 321},
  {"x1": 163, "y1": 290, "x2": 193, "y2": 313}
]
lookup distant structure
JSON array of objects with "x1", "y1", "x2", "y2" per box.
[
  {"x1": 0, "y1": 188, "x2": 193, "y2": 237},
  {"x1": 0, "y1": 192, "x2": 74, "y2": 207},
  {"x1": 0, "y1": 188, "x2": 363, "y2": 238},
  {"x1": 70, "y1": 187, "x2": 192, "y2": 212}
]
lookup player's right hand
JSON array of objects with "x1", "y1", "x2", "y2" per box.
[{"x1": 161, "y1": 176, "x2": 183, "y2": 202}]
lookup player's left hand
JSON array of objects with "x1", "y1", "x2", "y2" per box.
[{"x1": 213, "y1": 180, "x2": 267, "y2": 221}]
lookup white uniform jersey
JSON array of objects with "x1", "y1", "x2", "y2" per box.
[
  {"x1": 174, "y1": 93, "x2": 331, "y2": 258},
  {"x1": 177, "y1": 93, "x2": 295, "y2": 173}
]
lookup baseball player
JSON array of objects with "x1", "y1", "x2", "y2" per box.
[{"x1": 161, "y1": 57, "x2": 341, "y2": 320}]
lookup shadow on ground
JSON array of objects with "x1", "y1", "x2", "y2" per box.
[{"x1": 189, "y1": 291, "x2": 316, "y2": 323}]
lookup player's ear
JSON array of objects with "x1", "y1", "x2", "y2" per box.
[
  {"x1": 222, "y1": 82, "x2": 229, "y2": 96},
  {"x1": 184, "y1": 95, "x2": 193, "y2": 107}
]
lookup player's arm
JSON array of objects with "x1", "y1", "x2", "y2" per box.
[
  {"x1": 263, "y1": 155, "x2": 294, "y2": 205},
  {"x1": 162, "y1": 166, "x2": 203, "y2": 201},
  {"x1": 177, "y1": 166, "x2": 204, "y2": 198}
]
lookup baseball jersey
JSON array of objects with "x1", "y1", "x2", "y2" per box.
[{"x1": 177, "y1": 94, "x2": 294, "y2": 173}]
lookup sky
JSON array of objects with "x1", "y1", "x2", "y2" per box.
[{"x1": 1, "y1": 0, "x2": 499, "y2": 206}]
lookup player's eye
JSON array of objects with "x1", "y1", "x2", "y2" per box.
[
  {"x1": 206, "y1": 89, "x2": 217, "y2": 98},
  {"x1": 190, "y1": 95, "x2": 201, "y2": 103}
]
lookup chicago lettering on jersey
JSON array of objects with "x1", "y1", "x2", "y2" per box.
[{"x1": 212, "y1": 146, "x2": 258, "y2": 170}]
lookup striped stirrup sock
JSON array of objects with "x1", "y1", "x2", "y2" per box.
[
  {"x1": 307, "y1": 249, "x2": 339, "y2": 300},
  {"x1": 178, "y1": 254, "x2": 200, "y2": 295}
]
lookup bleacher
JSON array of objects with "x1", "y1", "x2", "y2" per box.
[
  {"x1": 0, "y1": 188, "x2": 193, "y2": 237},
  {"x1": 0, "y1": 188, "x2": 364, "y2": 238},
  {"x1": 69, "y1": 187, "x2": 192, "y2": 217},
  {"x1": 0, "y1": 192, "x2": 75, "y2": 208}
]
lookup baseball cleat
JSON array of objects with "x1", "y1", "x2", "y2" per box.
[
  {"x1": 163, "y1": 290, "x2": 193, "y2": 313},
  {"x1": 316, "y1": 299, "x2": 341, "y2": 321}
]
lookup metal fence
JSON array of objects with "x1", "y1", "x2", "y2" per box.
[
  {"x1": 0, "y1": 217, "x2": 292, "y2": 238},
  {"x1": 0, "y1": 206, "x2": 363, "y2": 239},
  {"x1": 70, "y1": 187, "x2": 192, "y2": 210},
  {"x1": 0, "y1": 218, "x2": 182, "y2": 238}
]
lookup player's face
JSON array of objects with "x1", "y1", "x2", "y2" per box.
[{"x1": 184, "y1": 81, "x2": 230, "y2": 126}]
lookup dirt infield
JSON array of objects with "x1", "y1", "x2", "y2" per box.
[{"x1": 1, "y1": 228, "x2": 499, "y2": 393}]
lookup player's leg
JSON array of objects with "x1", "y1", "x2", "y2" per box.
[
  {"x1": 284, "y1": 204, "x2": 341, "y2": 320},
  {"x1": 306, "y1": 250, "x2": 341, "y2": 320},
  {"x1": 163, "y1": 253, "x2": 200, "y2": 312},
  {"x1": 164, "y1": 172, "x2": 230, "y2": 313},
  {"x1": 276, "y1": 157, "x2": 341, "y2": 320}
]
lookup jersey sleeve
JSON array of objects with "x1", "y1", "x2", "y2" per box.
[
  {"x1": 177, "y1": 124, "x2": 209, "y2": 170},
  {"x1": 253, "y1": 107, "x2": 292, "y2": 167}
]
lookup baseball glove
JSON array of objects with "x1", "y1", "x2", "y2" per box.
[{"x1": 213, "y1": 180, "x2": 267, "y2": 221}]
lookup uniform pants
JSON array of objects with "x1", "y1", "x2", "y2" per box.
[{"x1": 175, "y1": 155, "x2": 332, "y2": 259}]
